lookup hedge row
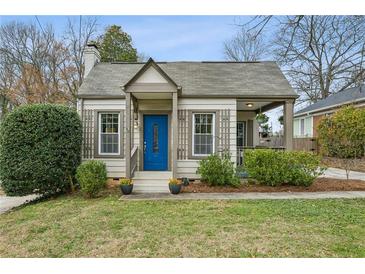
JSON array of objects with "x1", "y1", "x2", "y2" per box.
[{"x1": 244, "y1": 149, "x2": 324, "y2": 186}]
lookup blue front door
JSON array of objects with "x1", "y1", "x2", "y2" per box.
[{"x1": 143, "y1": 115, "x2": 168, "y2": 171}]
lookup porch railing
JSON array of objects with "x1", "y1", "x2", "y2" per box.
[{"x1": 131, "y1": 145, "x2": 138, "y2": 177}]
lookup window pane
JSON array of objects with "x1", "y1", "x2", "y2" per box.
[
  {"x1": 193, "y1": 113, "x2": 214, "y2": 155},
  {"x1": 100, "y1": 112, "x2": 119, "y2": 154},
  {"x1": 111, "y1": 134, "x2": 118, "y2": 144},
  {"x1": 201, "y1": 144, "x2": 207, "y2": 155},
  {"x1": 153, "y1": 123, "x2": 159, "y2": 153},
  {"x1": 206, "y1": 114, "x2": 212, "y2": 124},
  {"x1": 206, "y1": 144, "x2": 212, "y2": 154},
  {"x1": 194, "y1": 135, "x2": 201, "y2": 145},
  {"x1": 206, "y1": 124, "x2": 212, "y2": 134},
  {"x1": 206, "y1": 135, "x2": 212, "y2": 145},
  {"x1": 111, "y1": 143, "x2": 118, "y2": 153},
  {"x1": 201, "y1": 124, "x2": 206, "y2": 134}
]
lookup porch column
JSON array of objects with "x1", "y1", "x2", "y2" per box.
[
  {"x1": 172, "y1": 92, "x2": 178, "y2": 178},
  {"x1": 125, "y1": 92, "x2": 131, "y2": 178},
  {"x1": 283, "y1": 99, "x2": 294, "y2": 151}
]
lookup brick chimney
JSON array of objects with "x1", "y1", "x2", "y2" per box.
[{"x1": 83, "y1": 43, "x2": 100, "y2": 78}]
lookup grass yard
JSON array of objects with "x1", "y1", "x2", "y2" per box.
[{"x1": 1, "y1": 192, "x2": 365, "y2": 257}]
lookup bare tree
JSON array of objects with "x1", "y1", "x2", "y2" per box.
[
  {"x1": 224, "y1": 28, "x2": 268, "y2": 61},
  {"x1": 275, "y1": 16, "x2": 365, "y2": 103},
  {"x1": 63, "y1": 16, "x2": 98, "y2": 102},
  {"x1": 137, "y1": 52, "x2": 149, "y2": 62},
  {"x1": 0, "y1": 17, "x2": 98, "y2": 109},
  {"x1": 0, "y1": 22, "x2": 65, "y2": 105},
  {"x1": 235, "y1": 16, "x2": 365, "y2": 104}
]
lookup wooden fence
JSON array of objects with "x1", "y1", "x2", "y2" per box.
[
  {"x1": 258, "y1": 136, "x2": 318, "y2": 153},
  {"x1": 293, "y1": 137, "x2": 318, "y2": 153}
]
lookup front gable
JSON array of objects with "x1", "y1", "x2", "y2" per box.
[
  {"x1": 123, "y1": 58, "x2": 179, "y2": 93},
  {"x1": 134, "y1": 66, "x2": 169, "y2": 84}
]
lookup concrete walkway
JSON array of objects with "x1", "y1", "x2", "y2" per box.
[
  {"x1": 0, "y1": 194, "x2": 38, "y2": 214},
  {"x1": 120, "y1": 191, "x2": 365, "y2": 201},
  {"x1": 321, "y1": 167, "x2": 365, "y2": 181}
]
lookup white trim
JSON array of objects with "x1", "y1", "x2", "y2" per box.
[
  {"x1": 98, "y1": 112, "x2": 121, "y2": 156},
  {"x1": 192, "y1": 112, "x2": 215, "y2": 157}
]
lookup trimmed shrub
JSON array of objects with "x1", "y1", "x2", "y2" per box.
[
  {"x1": 197, "y1": 153, "x2": 240, "y2": 187},
  {"x1": 76, "y1": 160, "x2": 107, "y2": 198},
  {"x1": 318, "y1": 106, "x2": 365, "y2": 158},
  {"x1": 244, "y1": 149, "x2": 324, "y2": 186},
  {"x1": 0, "y1": 104, "x2": 82, "y2": 196}
]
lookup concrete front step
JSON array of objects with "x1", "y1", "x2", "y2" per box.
[
  {"x1": 132, "y1": 171, "x2": 172, "y2": 193},
  {"x1": 133, "y1": 171, "x2": 172, "y2": 180},
  {"x1": 133, "y1": 185, "x2": 170, "y2": 193}
]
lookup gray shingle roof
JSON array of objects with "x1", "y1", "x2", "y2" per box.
[
  {"x1": 78, "y1": 61, "x2": 297, "y2": 98},
  {"x1": 295, "y1": 85, "x2": 365, "y2": 116}
]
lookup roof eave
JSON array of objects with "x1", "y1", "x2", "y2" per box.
[{"x1": 294, "y1": 97, "x2": 365, "y2": 117}]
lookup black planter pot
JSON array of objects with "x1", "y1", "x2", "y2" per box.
[
  {"x1": 169, "y1": 184, "x2": 182, "y2": 194},
  {"x1": 120, "y1": 184, "x2": 133, "y2": 195}
]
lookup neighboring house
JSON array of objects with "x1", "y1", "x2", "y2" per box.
[
  {"x1": 77, "y1": 44, "x2": 297, "y2": 192},
  {"x1": 294, "y1": 85, "x2": 365, "y2": 138}
]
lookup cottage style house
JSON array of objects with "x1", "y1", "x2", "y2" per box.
[
  {"x1": 77, "y1": 44, "x2": 298, "y2": 192},
  {"x1": 294, "y1": 85, "x2": 365, "y2": 138}
]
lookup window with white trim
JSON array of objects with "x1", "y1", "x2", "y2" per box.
[
  {"x1": 99, "y1": 113, "x2": 120, "y2": 155},
  {"x1": 300, "y1": 118, "x2": 305, "y2": 136},
  {"x1": 193, "y1": 113, "x2": 215, "y2": 156}
]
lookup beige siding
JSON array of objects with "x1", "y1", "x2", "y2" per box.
[
  {"x1": 177, "y1": 98, "x2": 237, "y2": 179},
  {"x1": 79, "y1": 98, "x2": 239, "y2": 179},
  {"x1": 83, "y1": 99, "x2": 126, "y2": 110},
  {"x1": 79, "y1": 98, "x2": 126, "y2": 178}
]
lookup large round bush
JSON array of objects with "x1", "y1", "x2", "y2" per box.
[
  {"x1": 318, "y1": 106, "x2": 365, "y2": 158},
  {"x1": 76, "y1": 160, "x2": 107, "y2": 198},
  {"x1": 0, "y1": 104, "x2": 82, "y2": 196}
]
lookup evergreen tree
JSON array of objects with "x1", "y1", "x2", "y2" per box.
[{"x1": 98, "y1": 25, "x2": 138, "y2": 62}]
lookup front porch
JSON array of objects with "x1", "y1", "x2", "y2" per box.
[
  {"x1": 123, "y1": 95, "x2": 295, "y2": 183},
  {"x1": 235, "y1": 98, "x2": 294, "y2": 166}
]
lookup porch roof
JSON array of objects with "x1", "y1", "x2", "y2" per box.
[{"x1": 78, "y1": 60, "x2": 298, "y2": 99}]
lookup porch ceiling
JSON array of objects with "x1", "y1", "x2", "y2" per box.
[{"x1": 237, "y1": 100, "x2": 282, "y2": 112}]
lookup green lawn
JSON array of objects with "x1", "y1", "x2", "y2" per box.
[{"x1": 1, "y1": 192, "x2": 365, "y2": 257}]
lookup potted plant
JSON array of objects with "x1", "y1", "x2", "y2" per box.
[
  {"x1": 120, "y1": 178, "x2": 133, "y2": 195},
  {"x1": 182, "y1": 177, "x2": 190, "y2": 186},
  {"x1": 256, "y1": 113, "x2": 269, "y2": 125},
  {"x1": 168, "y1": 178, "x2": 182, "y2": 194}
]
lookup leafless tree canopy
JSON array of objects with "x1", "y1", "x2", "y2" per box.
[
  {"x1": 224, "y1": 28, "x2": 268, "y2": 61},
  {"x1": 234, "y1": 16, "x2": 365, "y2": 105},
  {"x1": 0, "y1": 17, "x2": 98, "y2": 111},
  {"x1": 63, "y1": 16, "x2": 98, "y2": 101},
  {"x1": 275, "y1": 16, "x2": 365, "y2": 103}
]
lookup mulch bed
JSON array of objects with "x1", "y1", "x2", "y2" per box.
[
  {"x1": 322, "y1": 157, "x2": 365, "y2": 172},
  {"x1": 182, "y1": 178, "x2": 365, "y2": 193}
]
